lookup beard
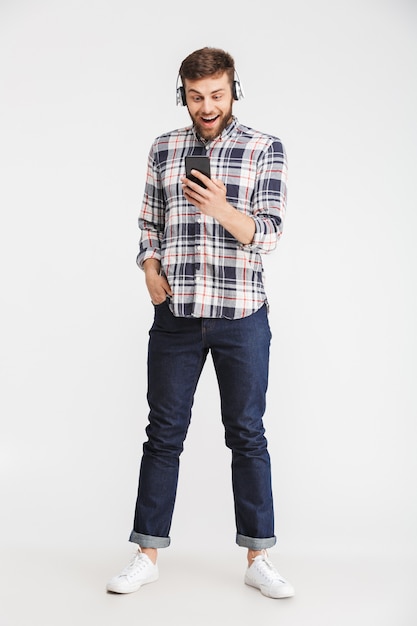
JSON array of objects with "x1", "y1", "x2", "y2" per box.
[{"x1": 190, "y1": 102, "x2": 233, "y2": 141}]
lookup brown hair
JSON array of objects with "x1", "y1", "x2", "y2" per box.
[{"x1": 179, "y1": 47, "x2": 235, "y2": 87}]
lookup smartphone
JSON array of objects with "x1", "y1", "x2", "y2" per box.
[{"x1": 185, "y1": 155, "x2": 211, "y2": 188}]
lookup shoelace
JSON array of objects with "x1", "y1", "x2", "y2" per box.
[
  {"x1": 122, "y1": 553, "x2": 148, "y2": 575},
  {"x1": 255, "y1": 554, "x2": 286, "y2": 584}
]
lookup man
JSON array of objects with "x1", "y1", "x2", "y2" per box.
[{"x1": 107, "y1": 47, "x2": 294, "y2": 599}]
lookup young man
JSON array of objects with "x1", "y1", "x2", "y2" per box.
[{"x1": 107, "y1": 47, "x2": 294, "y2": 599}]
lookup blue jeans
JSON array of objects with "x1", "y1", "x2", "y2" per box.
[{"x1": 129, "y1": 301, "x2": 276, "y2": 550}]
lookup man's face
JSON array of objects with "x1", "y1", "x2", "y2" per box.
[{"x1": 184, "y1": 72, "x2": 234, "y2": 141}]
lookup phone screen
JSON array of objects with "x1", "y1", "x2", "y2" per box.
[{"x1": 185, "y1": 155, "x2": 211, "y2": 188}]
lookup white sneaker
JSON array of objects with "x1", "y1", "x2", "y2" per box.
[
  {"x1": 106, "y1": 551, "x2": 159, "y2": 594},
  {"x1": 244, "y1": 552, "x2": 295, "y2": 599}
]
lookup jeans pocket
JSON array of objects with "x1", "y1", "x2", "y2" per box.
[{"x1": 152, "y1": 297, "x2": 169, "y2": 307}]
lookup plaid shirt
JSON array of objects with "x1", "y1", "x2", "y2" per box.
[{"x1": 137, "y1": 117, "x2": 287, "y2": 319}]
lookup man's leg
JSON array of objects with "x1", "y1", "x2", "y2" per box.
[
  {"x1": 107, "y1": 302, "x2": 207, "y2": 594},
  {"x1": 130, "y1": 301, "x2": 208, "y2": 549},
  {"x1": 209, "y1": 305, "x2": 276, "y2": 548},
  {"x1": 209, "y1": 305, "x2": 295, "y2": 598}
]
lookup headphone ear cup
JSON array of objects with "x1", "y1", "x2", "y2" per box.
[
  {"x1": 177, "y1": 85, "x2": 186, "y2": 106},
  {"x1": 233, "y1": 79, "x2": 244, "y2": 101}
]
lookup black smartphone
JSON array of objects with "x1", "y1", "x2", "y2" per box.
[{"x1": 185, "y1": 155, "x2": 211, "y2": 188}]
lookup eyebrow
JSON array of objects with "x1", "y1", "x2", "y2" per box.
[{"x1": 187, "y1": 88, "x2": 226, "y2": 96}]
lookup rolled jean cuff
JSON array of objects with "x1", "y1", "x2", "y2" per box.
[
  {"x1": 236, "y1": 533, "x2": 276, "y2": 550},
  {"x1": 129, "y1": 531, "x2": 171, "y2": 549}
]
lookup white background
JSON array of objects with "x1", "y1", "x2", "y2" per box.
[{"x1": 1, "y1": 0, "x2": 416, "y2": 623}]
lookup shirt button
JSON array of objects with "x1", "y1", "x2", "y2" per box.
[
  {"x1": 195, "y1": 276, "x2": 201, "y2": 281},
  {"x1": 196, "y1": 245, "x2": 201, "y2": 251},
  {"x1": 197, "y1": 218, "x2": 202, "y2": 224}
]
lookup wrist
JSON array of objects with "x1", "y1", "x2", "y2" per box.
[{"x1": 143, "y1": 258, "x2": 161, "y2": 275}]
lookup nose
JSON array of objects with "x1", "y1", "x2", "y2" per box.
[{"x1": 200, "y1": 97, "x2": 214, "y2": 114}]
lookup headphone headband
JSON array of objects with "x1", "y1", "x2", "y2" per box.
[{"x1": 176, "y1": 70, "x2": 244, "y2": 106}]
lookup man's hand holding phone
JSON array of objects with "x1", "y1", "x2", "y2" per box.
[
  {"x1": 182, "y1": 155, "x2": 228, "y2": 218},
  {"x1": 182, "y1": 155, "x2": 256, "y2": 246}
]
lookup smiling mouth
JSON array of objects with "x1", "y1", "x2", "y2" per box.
[{"x1": 201, "y1": 115, "x2": 219, "y2": 125}]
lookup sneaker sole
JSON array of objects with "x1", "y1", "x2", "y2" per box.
[
  {"x1": 245, "y1": 578, "x2": 295, "y2": 599},
  {"x1": 106, "y1": 572, "x2": 159, "y2": 594}
]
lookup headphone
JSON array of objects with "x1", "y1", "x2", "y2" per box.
[{"x1": 176, "y1": 70, "x2": 244, "y2": 106}]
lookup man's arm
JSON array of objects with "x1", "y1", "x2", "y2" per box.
[
  {"x1": 182, "y1": 175, "x2": 256, "y2": 245},
  {"x1": 181, "y1": 140, "x2": 287, "y2": 253},
  {"x1": 137, "y1": 148, "x2": 165, "y2": 266}
]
